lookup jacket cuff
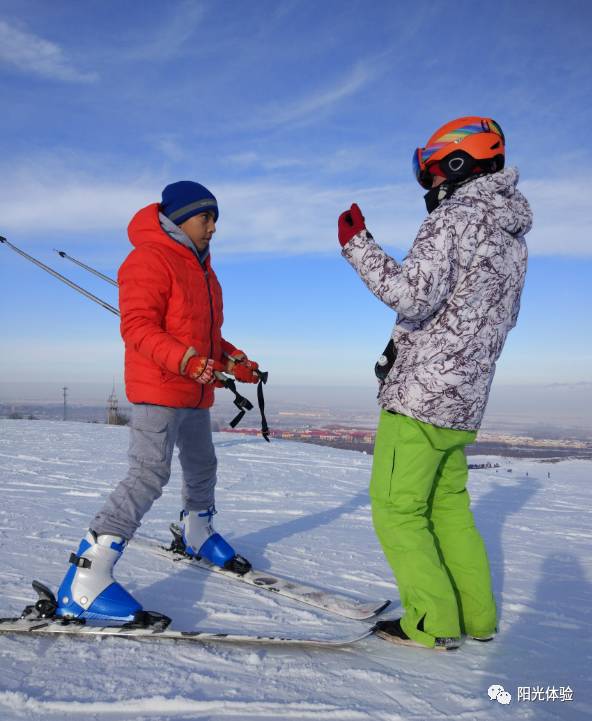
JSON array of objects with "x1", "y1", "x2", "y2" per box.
[
  {"x1": 180, "y1": 346, "x2": 198, "y2": 375},
  {"x1": 341, "y1": 229, "x2": 371, "y2": 258}
]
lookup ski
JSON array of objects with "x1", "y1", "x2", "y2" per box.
[
  {"x1": 0, "y1": 617, "x2": 375, "y2": 648},
  {"x1": 132, "y1": 526, "x2": 390, "y2": 622}
]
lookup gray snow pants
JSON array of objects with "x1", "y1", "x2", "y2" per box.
[{"x1": 91, "y1": 404, "x2": 217, "y2": 540}]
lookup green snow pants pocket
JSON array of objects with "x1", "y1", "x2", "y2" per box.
[
  {"x1": 369, "y1": 411, "x2": 402, "y2": 501},
  {"x1": 370, "y1": 410, "x2": 496, "y2": 647}
]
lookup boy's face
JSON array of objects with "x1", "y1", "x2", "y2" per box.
[{"x1": 180, "y1": 211, "x2": 216, "y2": 252}]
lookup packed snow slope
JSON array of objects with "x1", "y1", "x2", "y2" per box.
[{"x1": 0, "y1": 419, "x2": 590, "y2": 721}]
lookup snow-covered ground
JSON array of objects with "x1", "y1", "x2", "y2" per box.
[{"x1": 0, "y1": 419, "x2": 590, "y2": 720}]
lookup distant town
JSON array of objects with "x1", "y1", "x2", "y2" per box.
[
  {"x1": 2, "y1": 393, "x2": 591, "y2": 462},
  {"x1": 220, "y1": 425, "x2": 592, "y2": 461}
]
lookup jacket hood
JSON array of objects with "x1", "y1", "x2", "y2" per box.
[
  {"x1": 127, "y1": 203, "x2": 198, "y2": 258},
  {"x1": 453, "y1": 167, "x2": 533, "y2": 237}
]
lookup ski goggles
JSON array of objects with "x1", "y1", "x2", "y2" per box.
[{"x1": 412, "y1": 119, "x2": 505, "y2": 189}]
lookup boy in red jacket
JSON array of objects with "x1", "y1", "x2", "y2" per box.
[{"x1": 54, "y1": 181, "x2": 260, "y2": 624}]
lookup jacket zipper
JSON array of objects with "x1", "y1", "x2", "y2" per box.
[{"x1": 197, "y1": 258, "x2": 215, "y2": 406}]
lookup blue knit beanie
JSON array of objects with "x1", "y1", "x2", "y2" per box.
[{"x1": 161, "y1": 181, "x2": 218, "y2": 225}]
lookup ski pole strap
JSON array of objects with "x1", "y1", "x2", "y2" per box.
[
  {"x1": 256, "y1": 370, "x2": 270, "y2": 442},
  {"x1": 222, "y1": 377, "x2": 253, "y2": 429},
  {"x1": 222, "y1": 372, "x2": 270, "y2": 441},
  {"x1": 229, "y1": 408, "x2": 246, "y2": 429}
]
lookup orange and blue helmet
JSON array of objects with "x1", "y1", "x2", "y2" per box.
[{"x1": 413, "y1": 116, "x2": 505, "y2": 189}]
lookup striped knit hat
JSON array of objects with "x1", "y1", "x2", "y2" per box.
[{"x1": 161, "y1": 181, "x2": 218, "y2": 225}]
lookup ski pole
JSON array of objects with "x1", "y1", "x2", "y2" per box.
[
  {"x1": 0, "y1": 235, "x2": 119, "y2": 316},
  {"x1": 2, "y1": 235, "x2": 232, "y2": 380},
  {"x1": 50, "y1": 250, "x2": 270, "y2": 400},
  {"x1": 3, "y1": 236, "x2": 270, "y2": 434},
  {"x1": 54, "y1": 249, "x2": 117, "y2": 287},
  {"x1": 2, "y1": 236, "x2": 269, "y2": 434},
  {"x1": 3, "y1": 235, "x2": 227, "y2": 380},
  {"x1": 56, "y1": 249, "x2": 228, "y2": 388}
]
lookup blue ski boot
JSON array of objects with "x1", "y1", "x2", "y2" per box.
[
  {"x1": 55, "y1": 531, "x2": 142, "y2": 623},
  {"x1": 178, "y1": 506, "x2": 251, "y2": 575}
]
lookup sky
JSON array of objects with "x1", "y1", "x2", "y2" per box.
[{"x1": 0, "y1": 0, "x2": 591, "y2": 416}]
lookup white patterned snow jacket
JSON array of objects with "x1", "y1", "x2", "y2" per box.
[{"x1": 342, "y1": 167, "x2": 532, "y2": 431}]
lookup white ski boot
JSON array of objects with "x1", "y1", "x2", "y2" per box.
[
  {"x1": 172, "y1": 506, "x2": 251, "y2": 574},
  {"x1": 55, "y1": 531, "x2": 142, "y2": 623}
]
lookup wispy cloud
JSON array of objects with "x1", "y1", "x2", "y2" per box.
[
  {"x1": 0, "y1": 155, "x2": 422, "y2": 256},
  {"x1": 256, "y1": 61, "x2": 374, "y2": 129},
  {"x1": 0, "y1": 156, "x2": 156, "y2": 234},
  {"x1": 122, "y1": 1, "x2": 206, "y2": 61},
  {"x1": 149, "y1": 134, "x2": 186, "y2": 162},
  {"x1": 520, "y1": 176, "x2": 592, "y2": 256},
  {"x1": 224, "y1": 151, "x2": 308, "y2": 171},
  {"x1": 215, "y1": 179, "x2": 421, "y2": 255},
  {"x1": 2, "y1": 155, "x2": 590, "y2": 259},
  {"x1": 0, "y1": 20, "x2": 97, "y2": 83},
  {"x1": 223, "y1": 143, "x2": 394, "y2": 178}
]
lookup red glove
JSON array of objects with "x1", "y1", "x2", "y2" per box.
[
  {"x1": 338, "y1": 203, "x2": 366, "y2": 247},
  {"x1": 233, "y1": 362, "x2": 259, "y2": 384},
  {"x1": 185, "y1": 356, "x2": 225, "y2": 384},
  {"x1": 225, "y1": 351, "x2": 260, "y2": 384}
]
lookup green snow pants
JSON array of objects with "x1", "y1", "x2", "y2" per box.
[{"x1": 370, "y1": 410, "x2": 497, "y2": 648}]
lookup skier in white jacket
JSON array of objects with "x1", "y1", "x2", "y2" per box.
[{"x1": 338, "y1": 117, "x2": 532, "y2": 649}]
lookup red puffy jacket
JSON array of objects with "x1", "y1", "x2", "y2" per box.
[{"x1": 119, "y1": 203, "x2": 237, "y2": 407}]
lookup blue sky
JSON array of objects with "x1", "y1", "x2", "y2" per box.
[{"x1": 0, "y1": 0, "x2": 591, "y2": 406}]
